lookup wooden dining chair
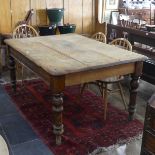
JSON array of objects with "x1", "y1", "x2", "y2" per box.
[
  {"x1": 80, "y1": 32, "x2": 107, "y2": 94},
  {"x1": 98, "y1": 38, "x2": 132, "y2": 120},
  {"x1": 13, "y1": 24, "x2": 38, "y2": 39},
  {"x1": 91, "y1": 32, "x2": 107, "y2": 43},
  {"x1": 110, "y1": 38, "x2": 132, "y2": 51},
  {"x1": 12, "y1": 24, "x2": 39, "y2": 82}
]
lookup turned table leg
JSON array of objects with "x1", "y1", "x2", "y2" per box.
[
  {"x1": 9, "y1": 55, "x2": 16, "y2": 92},
  {"x1": 128, "y1": 62, "x2": 143, "y2": 121},
  {"x1": 52, "y1": 93, "x2": 64, "y2": 145}
]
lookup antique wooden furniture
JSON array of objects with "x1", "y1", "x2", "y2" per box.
[
  {"x1": 107, "y1": 24, "x2": 155, "y2": 56},
  {"x1": 5, "y1": 34, "x2": 147, "y2": 145},
  {"x1": 13, "y1": 24, "x2": 38, "y2": 39},
  {"x1": 141, "y1": 93, "x2": 155, "y2": 155},
  {"x1": 12, "y1": 24, "x2": 39, "y2": 81},
  {"x1": 97, "y1": 38, "x2": 132, "y2": 120},
  {"x1": 80, "y1": 32, "x2": 107, "y2": 94},
  {"x1": 110, "y1": 38, "x2": 132, "y2": 51},
  {"x1": 0, "y1": 9, "x2": 35, "y2": 75},
  {"x1": 91, "y1": 32, "x2": 107, "y2": 43},
  {"x1": 107, "y1": 23, "x2": 155, "y2": 85}
]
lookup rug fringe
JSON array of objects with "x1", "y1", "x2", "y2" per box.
[
  {"x1": 88, "y1": 145, "x2": 119, "y2": 155},
  {"x1": 88, "y1": 132, "x2": 142, "y2": 155}
]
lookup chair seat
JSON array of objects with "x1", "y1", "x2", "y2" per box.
[
  {"x1": 97, "y1": 75, "x2": 124, "y2": 83},
  {"x1": 80, "y1": 37, "x2": 131, "y2": 120}
]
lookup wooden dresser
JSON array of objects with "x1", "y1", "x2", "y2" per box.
[
  {"x1": 107, "y1": 23, "x2": 155, "y2": 85},
  {"x1": 141, "y1": 94, "x2": 155, "y2": 155}
]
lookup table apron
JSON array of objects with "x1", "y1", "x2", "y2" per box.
[
  {"x1": 8, "y1": 47, "x2": 59, "y2": 87},
  {"x1": 65, "y1": 63, "x2": 135, "y2": 86},
  {"x1": 9, "y1": 47, "x2": 140, "y2": 89}
]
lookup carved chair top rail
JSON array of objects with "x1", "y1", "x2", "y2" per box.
[
  {"x1": 91, "y1": 32, "x2": 107, "y2": 43},
  {"x1": 12, "y1": 24, "x2": 39, "y2": 39},
  {"x1": 110, "y1": 38, "x2": 132, "y2": 51}
]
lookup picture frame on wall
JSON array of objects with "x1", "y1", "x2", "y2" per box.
[
  {"x1": 110, "y1": 11, "x2": 119, "y2": 25},
  {"x1": 106, "y1": 0, "x2": 119, "y2": 10}
]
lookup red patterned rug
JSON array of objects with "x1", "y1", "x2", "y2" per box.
[{"x1": 5, "y1": 80, "x2": 143, "y2": 155}]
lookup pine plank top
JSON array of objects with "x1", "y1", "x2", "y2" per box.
[{"x1": 5, "y1": 34, "x2": 147, "y2": 76}]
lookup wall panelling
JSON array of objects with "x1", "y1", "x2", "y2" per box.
[
  {"x1": 0, "y1": 0, "x2": 11, "y2": 33},
  {"x1": 0, "y1": 0, "x2": 95, "y2": 35}
]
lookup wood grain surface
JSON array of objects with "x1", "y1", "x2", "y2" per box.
[{"x1": 5, "y1": 34, "x2": 147, "y2": 76}]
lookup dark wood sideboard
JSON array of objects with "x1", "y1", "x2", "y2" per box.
[
  {"x1": 107, "y1": 24, "x2": 155, "y2": 85},
  {"x1": 141, "y1": 94, "x2": 155, "y2": 155}
]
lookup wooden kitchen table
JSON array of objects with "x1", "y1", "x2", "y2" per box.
[{"x1": 5, "y1": 34, "x2": 147, "y2": 145}]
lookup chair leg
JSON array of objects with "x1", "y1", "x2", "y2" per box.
[
  {"x1": 80, "y1": 83, "x2": 88, "y2": 95},
  {"x1": 103, "y1": 83, "x2": 108, "y2": 120},
  {"x1": 99, "y1": 82, "x2": 104, "y2": 97},
  {"x1": 118, "y1": 82, "x2": 127, "y2": 110},
  {"x1": 96, "y1": 81, "x2": 104, "y2": 97}
]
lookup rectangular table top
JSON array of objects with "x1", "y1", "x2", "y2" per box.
[{"x1": 5, "y1": 34, "x2": 147, "y2": 76}]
